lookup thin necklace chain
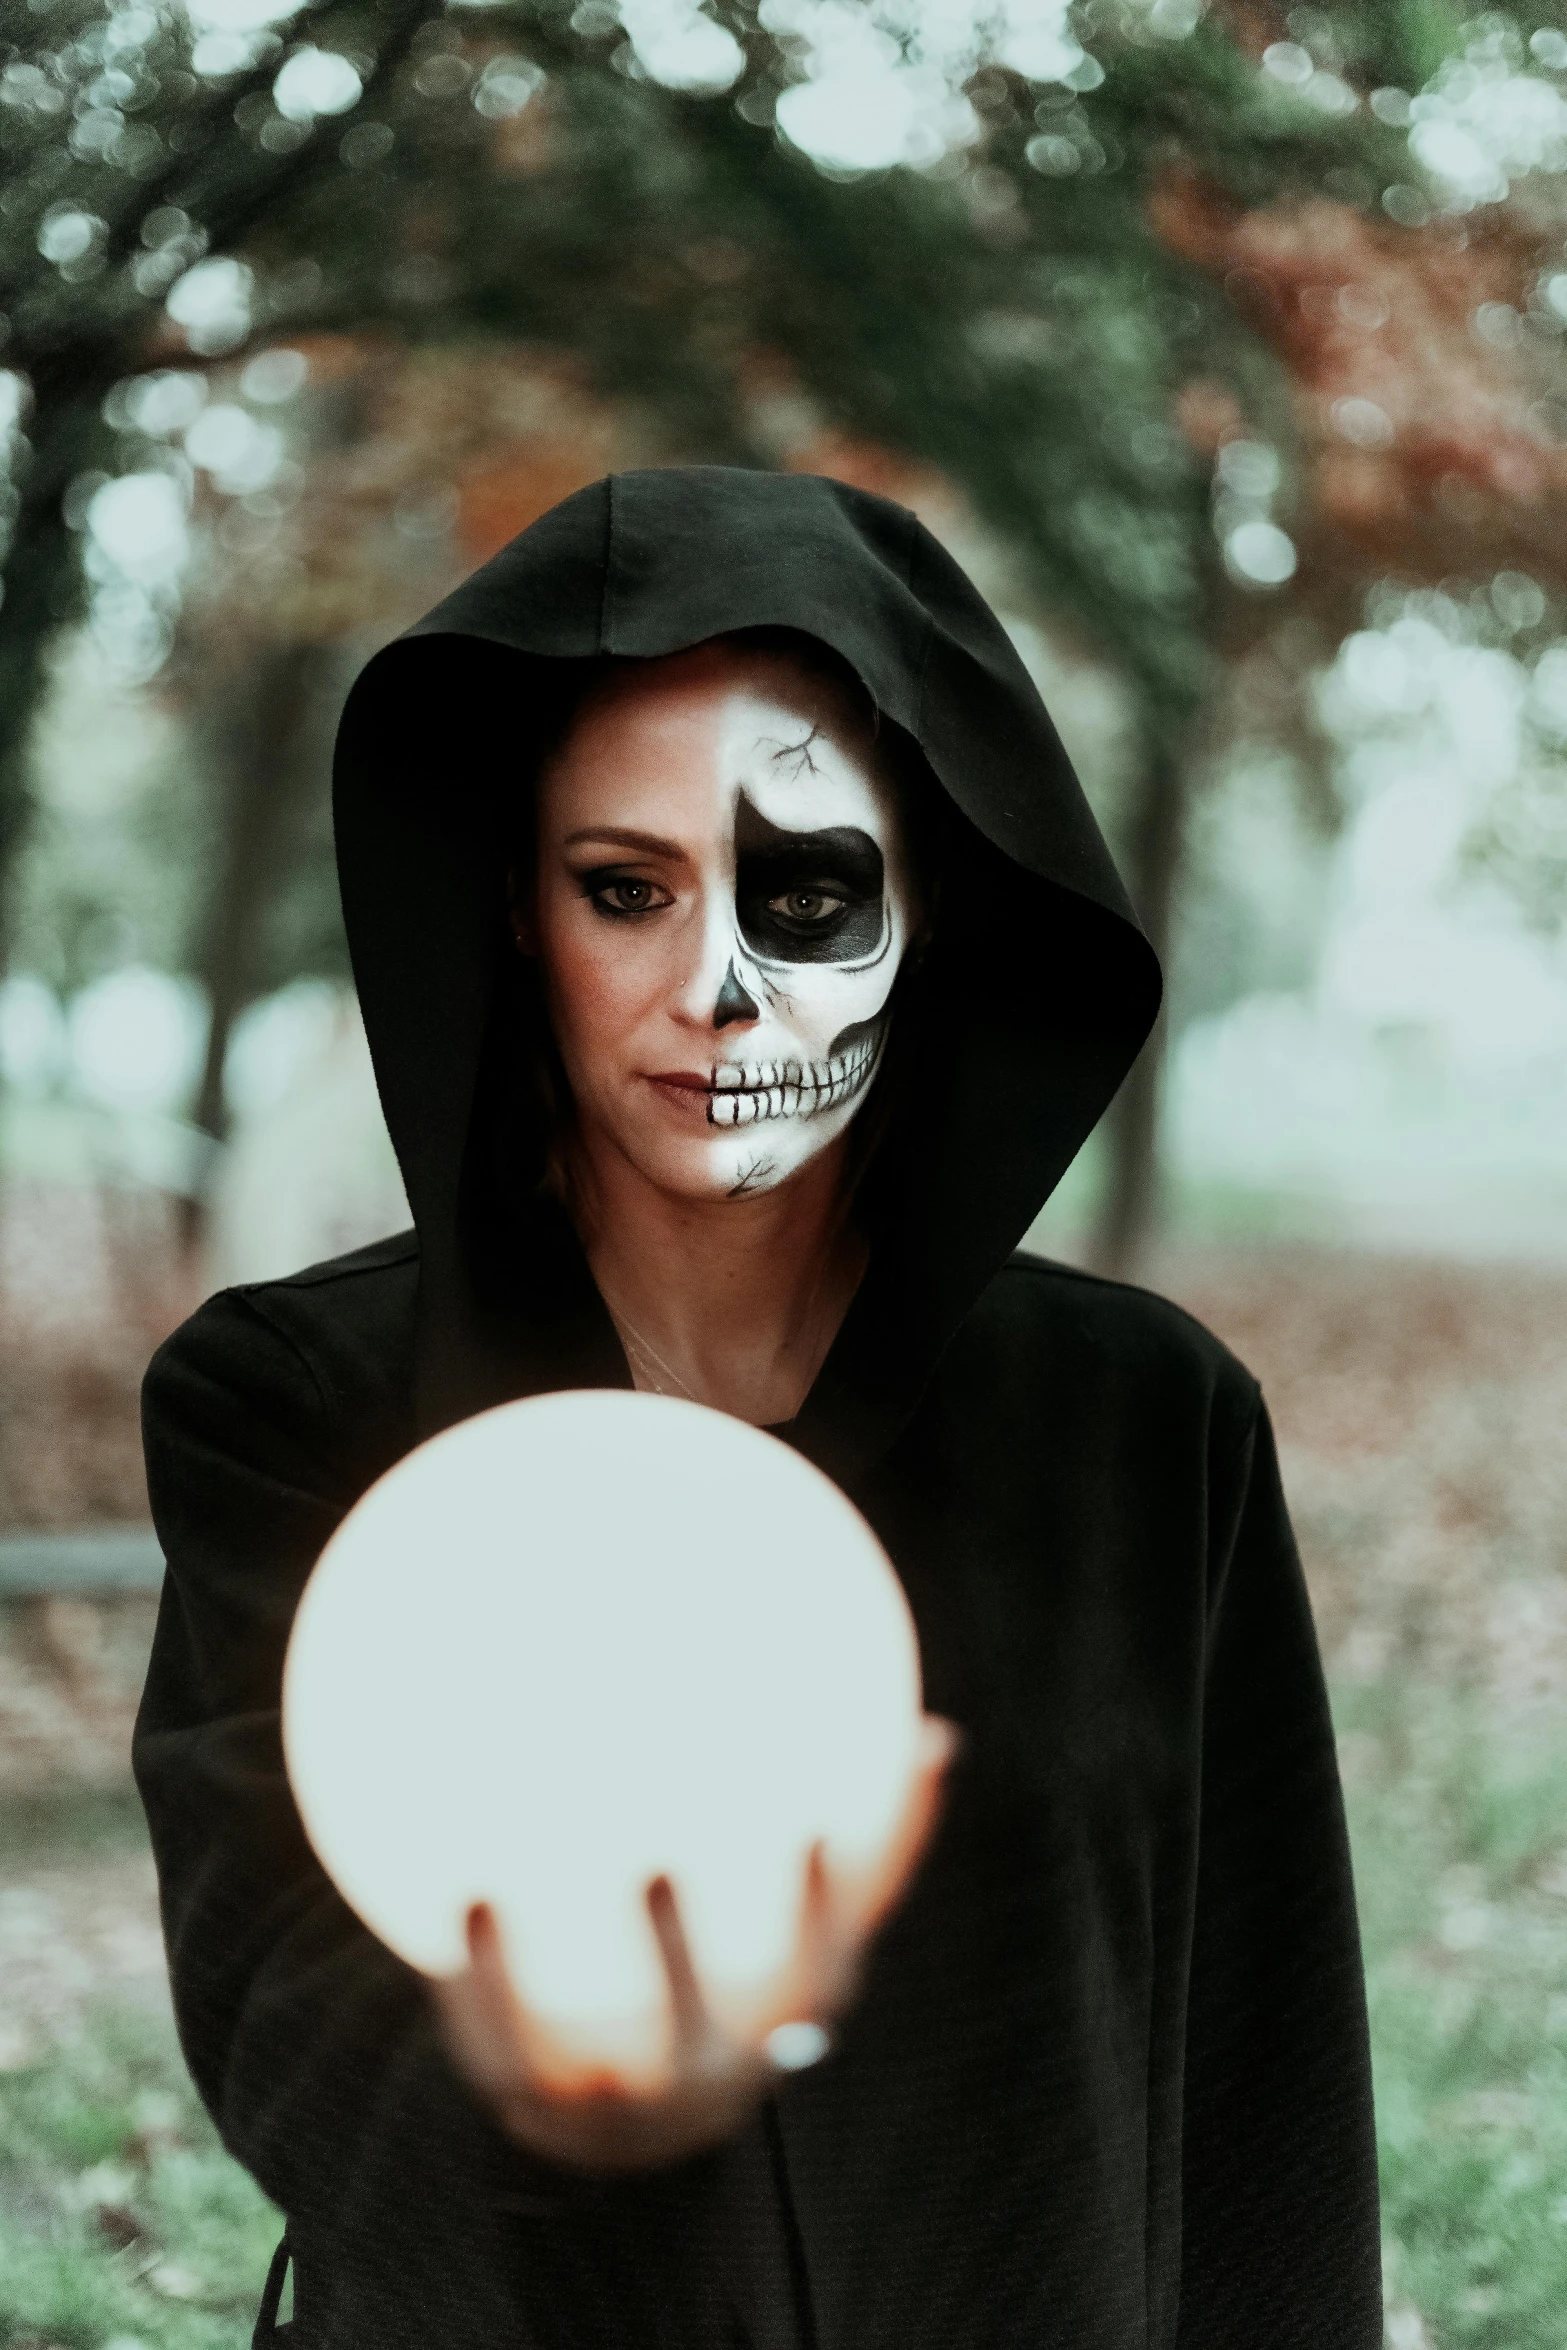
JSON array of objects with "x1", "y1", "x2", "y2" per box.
[
  {"x1": 595, "y1": 1230, "x2": 851, "y2": 1417},
  {"x1": 602, "y1": 1297, "x2": 698, "y2": 1402}
]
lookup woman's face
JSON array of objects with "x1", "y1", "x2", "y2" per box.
[{"x1": 521, "y1": 642, "x2": 921, "y2": 1203}]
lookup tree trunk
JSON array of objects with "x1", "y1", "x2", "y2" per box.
[
  {"x1": 0, "y1": 417, "x2": 104, "y2": 960},
  {"x1": 0, "y1": 2, "x2": 434, "y2": 963},
  {"x1": 1088, "y1": 735, "x2": 1189, "y2": 1282},
  {"x1": 178, "y1": 642, "x2": 337, "y2": 1248}
]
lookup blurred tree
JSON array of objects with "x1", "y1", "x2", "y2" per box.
[
  {"x1": 1465, "y1": 635, "x2": 1567, "y2": 927},
  {"x1": 181, "y1": 641, "x2": 340, "y2": 1145},
  {"x1": 9, "y1": 0, "x2": 1563, "y2": 1260},
  {"x1": 156, "y1": 337, "x2": 628, "y2": 1209},
  {"x1": 0, "y1": 0, "x2": 440, "y2": 906}
]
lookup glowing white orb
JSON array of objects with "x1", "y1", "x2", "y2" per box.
[{"x1": 283, "y1": 1390, "x2": 924, "y2": 2076}]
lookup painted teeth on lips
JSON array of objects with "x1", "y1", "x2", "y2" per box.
[{"x1": 705, "y1": 1039, "x2": 878, "y2": 1127}]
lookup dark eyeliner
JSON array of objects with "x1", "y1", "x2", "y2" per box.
[{"x1": 575, "y1": 866, "x2": 665, "y2": 918}]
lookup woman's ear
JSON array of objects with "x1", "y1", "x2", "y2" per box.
[
  {"x1": 506, "y1": 864, "x2": 538, "y2": 957},
  {"x1": 901, "y1": 920, "x2": 936, "y2": 982},
  {"x1": 905, "y1": 871, "x2": 938, "y2": 966}
]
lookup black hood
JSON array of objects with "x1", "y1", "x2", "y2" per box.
[{"x1": 332, "y1": 466, "x2": 1160, "y2": 1481}]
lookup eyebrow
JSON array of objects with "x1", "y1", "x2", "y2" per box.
[{"x1": 562, "y1": 826, "x2": 685, "y2": 856}]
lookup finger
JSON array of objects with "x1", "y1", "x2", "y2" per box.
[
  {"x1": 429, "y1": 1905, "x2": 516, "y2": 2096},
  {"x1": 797, "y1": 1839, "x2": 857, "y2": 2008},
  {"x1": 906, "y1": 1713, "x2": 963, "y2": 1834},
  {"x1": 457, "y1": 1903, "x2": 508, "y2": 2030},
  {"x1": 466, "y1": 1901, "x2": 528, "y2": 2033},
  {"x1": 890, "y1": 1720, "x2": 958, "y2": 1871},
  {"x1": 802, "y1": 1838, "x2": 833, "y2": 1951},
  {"x1": 466, "y1": 1897, "x2": 503, "y2": 1974},
  {"x1": 762, "y1": 1843, "x2": 846, "y2": 2071},
  {"x1": 465, "y1": 1903, "x2": 589, "y2": 2092},
  {"x1": 851, "y1": 1714, "x2": 964, "y2": 1940},
  {"x1": 917, "y1": 1713, "x2": 964, "y2": 1781},
  {"x1": 453, "y1": 1904, "x2": 534, "y2": 2074},
  {"x1": 645, "y1": 1873, "x2": 712, "y2": 2054},
  {"x1": 764, "y1": 1839, "x2": 858, "y2": 2047}
]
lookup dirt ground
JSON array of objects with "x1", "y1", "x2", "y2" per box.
[
  {"x1": 0, "y1": 1836, "x2": 168, "y2": 2070},
  {"x1": 0, "y1": 1181, "x2": 197, "y2": 1534},
  {"x1": 1161, "y1": 1243, "x2": 1567, "y2": 1713},
  {"x1": 2, "y1": 1187, "x2": 1565, "y2": 2057}
]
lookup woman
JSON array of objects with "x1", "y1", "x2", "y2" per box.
[{"x1": 134, "y1": 467, "x2": 1382, "y2": 2349}]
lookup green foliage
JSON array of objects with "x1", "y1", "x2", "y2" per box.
[
  {"x1": 1298, "y1": 0, "x2": 1473, "y2": 91},
  {"x1": 0, "y1": 0, "x2": 1532, "y2": 1071},
  {"x1": 6, "y1": 634, "x2": 210, "y2": 995},
  {"x1": 1465, "y1": 750, "x2": 1567, "y2": 932},
  {"x1": 0, "y1": 0, "x2": 426, "y2": 381},
  {"x1": 1340, "y1": 1679, "x2": 1567, "y2": 2348},
  {"x1": 0, "y1": 2003, "x2": 279, "y2": 2350},
  {"x1": 1462, "y1": 623, "x2": 1567, "y2": 930},
  {"x1": 0, "y1": 0, "x2": 436, "y2": 929},
  {"x1": 0, "y1": 0, "x2": 1454, "y2": 775},
  {"x1": 1168, "y1": 747, "x2": 1335, "y2": 1027}
]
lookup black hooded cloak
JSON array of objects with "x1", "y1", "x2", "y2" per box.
[{"x1": 133, "y1": 468, "x2": 1381, "y2": 2350}]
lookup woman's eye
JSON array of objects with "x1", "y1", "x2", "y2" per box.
[
  {"x1": 583, "y1": 874, "x2": 669, "y2": 917},
  {"x1": 768, "y1": 889, "x2": 845, "y2": 926}
]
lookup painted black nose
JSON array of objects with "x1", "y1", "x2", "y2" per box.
[{"x1": 713, "y1": 958, "x2": 760, "y2": 1029}]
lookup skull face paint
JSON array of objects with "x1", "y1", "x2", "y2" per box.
[
  {"x1": 702, "y1": 786, "x2": 897, "y2": 1139},
  {"x1": 522, "y1": 642, "x2": 920, "y2": 1204}
]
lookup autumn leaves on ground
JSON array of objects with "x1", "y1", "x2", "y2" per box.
[
  {"x1": 1171, "y1": 1245, "x2": 1567, "y2": 2347},
  {"x1": 2, "y1": 1195, "x2": 1566, "y2": 2346}
]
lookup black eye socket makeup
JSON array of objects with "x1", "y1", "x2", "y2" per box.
[{"x1": 734, "y1": 791, "x2": 887, "y2": 966}]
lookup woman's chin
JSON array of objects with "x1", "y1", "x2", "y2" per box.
[{"x1": 619, "y1": 1127, "x2": 827, "y2": 1204}]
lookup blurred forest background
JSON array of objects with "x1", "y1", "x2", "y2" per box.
[{"x1": 2, "y1": 0, "x2": 1567, "y2": 2344}]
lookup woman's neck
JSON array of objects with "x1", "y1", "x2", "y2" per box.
[{"x1": 567, "y1": 1125, "x2": 866, "y2": 1427}]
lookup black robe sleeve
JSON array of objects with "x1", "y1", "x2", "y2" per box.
[
  {"x1": 134, "y1": 1289, "x2": 767, "y2": 2350},
  {"x1": 1178, "y1": 1399, "x2": 1382, "y2": 2346},
  {"x1": 133, "y1": 1289, "x2": 552, "y2": 2342}
]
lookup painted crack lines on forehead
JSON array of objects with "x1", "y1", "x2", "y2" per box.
[{"x1": 765, "y1": 722, "x2": 827, "y2": 781}]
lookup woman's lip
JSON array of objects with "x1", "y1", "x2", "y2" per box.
[{"x1": 645, "y1": 1071, "x2": 716, "y2": 1095}]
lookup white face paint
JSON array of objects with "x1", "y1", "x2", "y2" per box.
[{"x1": 525, "y1": 644, "x2": 919, "y2": 1203}]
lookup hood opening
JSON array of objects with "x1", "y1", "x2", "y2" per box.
[{"x1": 332, "y1": 469, "x2": 1161, "y2": 1472}]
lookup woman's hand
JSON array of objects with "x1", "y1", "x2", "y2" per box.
[{"x1": 429, "y1": 1713, "x2": 960, "y2": 2174}]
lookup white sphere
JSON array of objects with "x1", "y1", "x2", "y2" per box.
[{"x1": 283, "y1": 1390, "x2": 923, "y2": 2072}]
